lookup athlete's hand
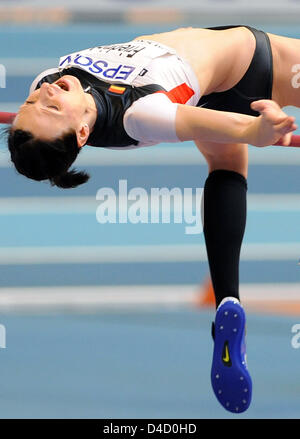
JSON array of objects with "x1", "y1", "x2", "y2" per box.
[{"x1": 249, "y1": 99, "x2": 298, "y2": 147}]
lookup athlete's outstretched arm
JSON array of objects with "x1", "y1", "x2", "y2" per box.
[{"x1": 176, "y1": 99, "x2": 297, "y2": 147}]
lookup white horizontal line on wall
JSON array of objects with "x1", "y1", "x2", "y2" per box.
[
  {"x1": 0, "y1": 194, "x2": 300, "y2": 214},
  {"x1": 0, "y1": 285, "x2": 197, "y2": 312},
  {"x1": 0, "y1": 283, "x2": 298, "y2": 312},
  {"x1": 2, "y1": 142, "x2": 300, "y2": 167},
  {"x1": 0, "y1": 242, "x2": 298, "y2": 265},
  {"x1": 1, "y1": 58, "x2": 58, "y2": 76}
]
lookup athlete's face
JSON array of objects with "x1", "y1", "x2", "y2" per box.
[{"x1": 13, "y1": 76, "x2": 91, "y2": 146}]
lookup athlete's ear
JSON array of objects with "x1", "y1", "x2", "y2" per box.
[{"x1": 77, "y1": 123, "x2": 89, "y2": 148}]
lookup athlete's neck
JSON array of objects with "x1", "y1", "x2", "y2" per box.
[{"x1": 84, "y1": 92, "x2": 98, "y2": 133}]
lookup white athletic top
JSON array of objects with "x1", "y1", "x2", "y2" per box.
[{"x1": 29, "y1": 40, "x2": 201, "y2": 149}]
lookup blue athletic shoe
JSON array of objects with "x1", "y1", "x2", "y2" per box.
[{"x1": 210, "y1": 297, "x2": 252, "y2": 413}]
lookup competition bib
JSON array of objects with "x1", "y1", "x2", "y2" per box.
[{"x1": 58, "y1": 40, "x2": 176, "y2": 85}]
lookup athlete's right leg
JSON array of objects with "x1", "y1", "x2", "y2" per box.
[
  {"x1": 195, "y1": 139, "x2": 252, "y2": 413},
  {"x1": 195, "y1": 139, "x2": 248, "y2": 308}
]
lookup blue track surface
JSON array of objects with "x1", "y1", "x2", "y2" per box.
[{"x1": 0, "y1": 309, "x2": 299, "y2": 419}]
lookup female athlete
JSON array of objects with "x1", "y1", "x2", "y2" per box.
[{"x1": 5, "y1": 25, "x2": 300, "y2": 413}]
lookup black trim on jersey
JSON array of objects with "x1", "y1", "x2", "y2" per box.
[{"x1": 34, "y1": 67, "x2": 167, "y2": 148}]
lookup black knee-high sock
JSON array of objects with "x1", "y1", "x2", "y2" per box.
[{"x1": 203, "y1": 169, "x2": 247, "y2": 309}]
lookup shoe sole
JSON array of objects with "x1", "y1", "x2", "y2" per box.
[{"x1": 211, "y1": 300, "x2": 252, "y2": 413}]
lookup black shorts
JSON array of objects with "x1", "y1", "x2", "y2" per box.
[{"x1": 196, "y1": 25, "x2": 273, "y2": 117}]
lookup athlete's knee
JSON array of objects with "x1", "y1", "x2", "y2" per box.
[
  {"x1": 195, "y1": 140, "x2": 248, "y2": 178},
  {"x1": 208, "y1": 149, "x2": 246, "y2": 167},
  {"x1": 208, "y1": 153, "x2": 248, "y2": 179}
]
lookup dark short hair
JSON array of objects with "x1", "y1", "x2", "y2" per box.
[{"x1": 6, "y1": 127, "x2": 90, "y2": 189}]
